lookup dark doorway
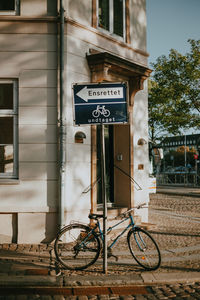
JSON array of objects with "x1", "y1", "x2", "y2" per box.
[{"x1": 97, "y1": 125, "x2": 114, "y2": 206}]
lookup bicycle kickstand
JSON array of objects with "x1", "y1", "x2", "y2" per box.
[{"x1": 107, "y1": 248, "x2": 118, "y2": 262}]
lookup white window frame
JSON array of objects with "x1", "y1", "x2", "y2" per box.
[
  {"x1": 0, "y1": 0, "x2": 20, "y2": 16},
  {"x1": 0, "y1": 79, "x2": 18, "y2": 179},
  {"x1": 97, "y1": 0, "x2": 126, "y2": 41}
]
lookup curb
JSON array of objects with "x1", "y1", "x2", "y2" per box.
[
  {"x1": 1, "y1": 272, "x2": 200, "y2": 288},
  {"x1": 62, "y1": 272, "x2": 200, "y2": 286},
  {"x1": 63, "y1": 274, "x2": 143, "y2": 287},
  {"x1": 0, "y1": 275, "x2": 62, "y2": 287},
  {"x1": 141, "y1": 272, "x2": 200, "y2": 285}
]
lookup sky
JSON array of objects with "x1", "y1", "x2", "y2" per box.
[{"x1": 146, "y1": 0, "x2": 200, "y2": 65}]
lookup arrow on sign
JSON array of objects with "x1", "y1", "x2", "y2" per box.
[{"x1": 76, "y1": 86, "x2": 124, "y2": 102}]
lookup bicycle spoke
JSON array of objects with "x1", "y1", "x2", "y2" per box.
[
  {"x1": 54, "y1": 224, "x2": 101, "y2": 270},
  {"x1": 128, "y1": 228, "x2": 161, "y2": 270}
]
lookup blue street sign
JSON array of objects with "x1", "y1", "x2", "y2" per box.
[{"x1": 73, "y1": 82, "x2": 128, "y2": 125}]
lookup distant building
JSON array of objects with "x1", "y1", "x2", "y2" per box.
[
  {"x1": 160, "y1": 134, "x2": 200, "y2": 152},
  {"x1": 0, "y1": 0, "x2": 151, "y2": 243}
]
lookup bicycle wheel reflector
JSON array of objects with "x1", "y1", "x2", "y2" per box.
[{"x1": 128, "y1": 227, "x2": 161, "y2": 270}]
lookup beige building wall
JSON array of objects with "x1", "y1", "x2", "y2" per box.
[
  {"x1": 130, "y1": 0, "x2": 147, "y2": 51},
  {"x1": 0, "y1": 0, "x2": 150, "y2": 243},
  {"x1": 0, "y1": 16, "x2": 58, "y2": 243},
  {"x1": 20, "y1": 0, "x2": 57, "y2": 17},
  {"x1": 133, "y1": 80, "x2": 149, "y2": 221},
  {"x1": 64, "y1": 0, "x2": 150, "y2": 224}
]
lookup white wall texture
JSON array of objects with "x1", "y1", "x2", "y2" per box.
[
  {"x1": 0, "y1": 21, "x2": 58, "y2": 243},
  {"x1": 0, "y1": 0, "x2": 150, "y2": 243}
]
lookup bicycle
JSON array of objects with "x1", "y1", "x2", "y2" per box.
[
  {"x1": 54, "y1": 203, "x2": 161, "y2": 271},
  {"x1": 92, "y1": 105, "x2": 110, "y2": 118}
]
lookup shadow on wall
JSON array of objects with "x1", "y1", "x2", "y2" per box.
[
  {"x1": 41, "y1": 213, "x2": 59, "y2": 243},
  {"x1": 0, "y1": 0, "x2": 149, "y2": 243},
  {"x1": 133, "y1": 87, "x2": 149, "y2": 190},
  {"x1": 131, "y1": 0, "x2": 147, "y2": 52},
  {"x1": 0, "y1": 19, "x2": 59, "y2": 243}
]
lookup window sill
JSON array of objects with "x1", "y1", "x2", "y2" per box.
[
  {"x1": 0, "y1": 15, "x2": 57, "y2": 22},
  {"x1": 0, "y1": 179, "x2": 20, "y2": 185},
  {"x1": 97, "y1": 27, "x2": 125, "y2": 43},
  {"x1": 0, "y1": 11, "x2": 17, "y2": 16}
]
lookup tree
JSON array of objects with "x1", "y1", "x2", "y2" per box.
[{"x1": 148, "y1": 39, "x2": 200, "y2": 143}]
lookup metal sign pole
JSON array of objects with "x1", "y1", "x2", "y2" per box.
[
  {"x1": 100, "y1": 124, "x2": 107, "y2": 274},
  {"x1": 72, "y1": 82, "x2": 128, "y2": 274}
]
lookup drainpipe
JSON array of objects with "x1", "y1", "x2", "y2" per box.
[{"x1": 59, "y1": 0, "x2": 65, "y2": 229}]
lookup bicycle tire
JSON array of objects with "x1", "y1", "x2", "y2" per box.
[
  {"x1": 92, "y1": 110, "x2": 100, "y2": 118},
  {"x1": 103, "y1": 110, "x2": 110, "y2": 117},
  {"x1": 54, "y1": 223, "x2": 101, "y2": 270},
  {"x1": 127, "y1": 227, "x2": 161, "y2": 271}
]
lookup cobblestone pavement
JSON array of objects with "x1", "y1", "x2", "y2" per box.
[
  {"x1": 148, "y1": 192, "x2": 200, "y2": 273},
  {"x1": 59, "y1": 191, "x2": 200, "y2": 275},
  {"x1": 0, "y1": 189, "x2": 200, "y2": 299},
  {"x1": 1, "y1": 282, "x2": 200, "y2": 299}
]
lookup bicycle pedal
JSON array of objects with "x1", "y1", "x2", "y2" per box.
[
  {"x1": 113, "y1": 255, "x2": 119, "y2": 262},
  {"x1": 107, "y1": 249, "x2": 118, "y2": 261},
  {"x1": 108, "y1": 253, "x2": 118, "y2": 261},
  {"x1": 54, "y1": 261, "x2": 62, "y2": 276}
]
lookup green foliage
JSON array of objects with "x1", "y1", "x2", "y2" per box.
[{"x1": 149, "y1": 39, "x2": 200, "y2": 142}]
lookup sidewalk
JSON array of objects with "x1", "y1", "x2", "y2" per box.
[
  {"x1": 0, "y1": 186, "x2": 200, "y2": 290},
  {"x1": 0, "y1": 251, "x2": 200, "y2": 288},
  {"x1": 157, "y1": 185, "x2": 200, "y2": 197},
  {"x1": 0, "y1": 241, "x2": 200, "y2": 288}
]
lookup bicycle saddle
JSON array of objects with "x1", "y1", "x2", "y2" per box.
[{"x1": 88, "y1": 213, "x2": 104, "y2": 220}]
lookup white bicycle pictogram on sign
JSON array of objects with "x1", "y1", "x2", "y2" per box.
[{"x1": 92, "y1": 105, "x2": 110, "y2": 118}]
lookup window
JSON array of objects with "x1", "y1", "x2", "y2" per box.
[
  {"x1": 0, "y1": 80, "x2": 18, "y2": 179},
  {"x1": 98, "y1": 0, "x2": 125, "y2": 38},
  {"x1": 0, "y1": 0, "x2": 19, "y2": 15}
]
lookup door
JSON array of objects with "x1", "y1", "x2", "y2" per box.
[
  {"x1": 95, "y1": 124, "x2": 131, "y2": 208},
  {"x1": 97, "y1": 125, "x2": 114, "y2": 206}
]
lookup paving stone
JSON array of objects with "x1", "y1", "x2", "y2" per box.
[
  {"x1": 0, "y1": 190, "x2": 200, "y2": 299},
  {"x1": 2, "y1": 244, "x2": 9, "y2": 250},
  {"x1": 8, "y1": 244, "x2": 18, "y2": 251},
  {"x1": 134, "y1": 296, "x2": 147, "y2": 300},
  {"x1": 88, "y1": 296, "x2": 98, "y2": 300},
  {"x1": 16, "y1": 244, "x2": 26, "y2": 252},
  {"x1": 98, "y1": 296, "x2": 110, "y2": 300},
  {"x1": 53, "y1": 296, "x2": 66, "y2": 300},
  {"x1": 119, "y1": 296, "x2": 134, "y2": 300},
  {"x1": 145, "y1": 295, "x2": 158, "y2": 300},
  {"x1": 184, "y1": 286, "x2": 196, "y2": 293},
  {"x1": 77, "y1": 296, "x2": 89, "y2": 300}
]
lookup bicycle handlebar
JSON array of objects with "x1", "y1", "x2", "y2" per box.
[
  {"x1": 88, "y1": 203, "x2": 147, "y2": 220},
  {"x1": 137, "y1": 202, "x2": 147, "y2": 209},
  {"x1": 116, "y1": 203, "x2": 147, "y2": 219}
]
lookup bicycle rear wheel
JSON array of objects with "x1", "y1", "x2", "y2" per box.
[
  {"x1": 127, "y1": 227, "x2": 161, "y2": 270},
  {"x1": 54, "y1": 223, "x2": 101, "y2": 270}
]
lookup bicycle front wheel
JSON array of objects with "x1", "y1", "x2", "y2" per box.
[
  {"x1": 54, "y1": 223, "x2": 101, "y2": 270},
  {"x1": 127, "y1": 227, "x2": 161, "y2": 271}
]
